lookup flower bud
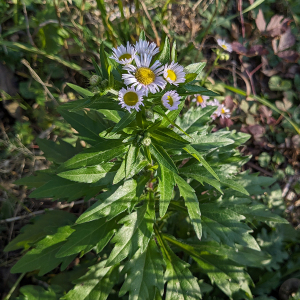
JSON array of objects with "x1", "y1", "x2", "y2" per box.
[
  {"x1": 142, "y1": 137, "x2": 151, "y2": 147},
  {"x1": 100, "y1": 79, "x2": 109, "y2": 89},
  {"x1": 145, "y1": 109, "x2": 154, "y2": 120},
  {"x1": 89, "y1": 75, "x2": 101, "y2": 86}
]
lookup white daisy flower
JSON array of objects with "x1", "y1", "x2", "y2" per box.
[
  {"x1": 118, "y1": 86, "x2": 144, "y2": 113},
  {"x1": 217, "y1": 39, "x2": 232, "y2": 53},
  {"x1": 135, "y1": 40, "x2": 159, "y2": 57},
  {"x1": 161, "y1": 90, "x2": 181, "y2": 111},
  {"x1": 207, "y1": 99, "x2": 220, "y2": 119},
  {"x1": 192, "y1": 94, "x2": 209, "y2": 108},
  {"x1": 216, "y1": 104, "x2": 231, "y2": 119},
  {"x1": 110, "y1": 42, "x2": 136, "y2": 65},
  {"x1": 122, "y1": 54, "x2": 166, "y2": 95},
  {"x1": 163, "y1": 61, "x2": 186, "y2": 86}
]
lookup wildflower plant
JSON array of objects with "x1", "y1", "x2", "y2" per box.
[{"x1": 6, "y1": 32, "x2": 289, "y2": 300}]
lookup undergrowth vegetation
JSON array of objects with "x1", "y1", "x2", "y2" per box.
[{"x1": 1, "y1": 0, "x2": 300, "y2": 299}]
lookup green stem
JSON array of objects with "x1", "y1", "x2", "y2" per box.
[
  {"x1": 201, "y1": 53, "x2": 220, "y2": 85},
  {"x1": 4, "y1": 272, "x2": 26, "y2": 300}
]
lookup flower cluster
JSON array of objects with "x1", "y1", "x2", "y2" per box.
[
  {"x1": 110, "y1": 40, "x2": 186, "y2": 113},
  {"x1": 192, "y1": 94, "x2": 230, "y2": 120}
]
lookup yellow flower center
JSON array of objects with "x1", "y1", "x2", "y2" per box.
[
  {"x1": 197, "y1": 95, "x2": 203, "y2": 103},
  {"x1": 222, "y1": 44, "x2": 227, "y2": 50},
  {"x1": 167, "y1": 96, "x2": 174, "y2": 106},
  {"x1": 124, "y1": 92, "x2": 139, "y2": 106},
  {"x1": 119, "y1": 53, "x2": 132, "y2": 60},
  {"x1": 135, "y1": 67, "x2": 155, "y2": 85},
  {"x1": 221, "y1": 108, "x2": 226, "y2": 114},
  {"x1": 167, "y1": 70, "x2": 177, "y2": 81}
]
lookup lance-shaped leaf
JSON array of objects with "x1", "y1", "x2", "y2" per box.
[
  {"x1": 10, "y1": 226, "x2": 76, "y2": 276},
  {"x1": 158, "y1": 36, "x2": 170, "y2": 64},
  {"x1": 56, "y1": 217, "x2": 118, "y2": 258},
  {"x1": 158, "y1": 164, "x2": 175, "y2": 217},
  {"x1": 62, "y1": 260, "x2": 119, "y2": 300},
  {"x1": 184, "y1": 62, "x2": 206, "y2": 75},
  {"x1": 181, "y1": 84, "x2": 219, "y2": 96},
  {"x1": 201, "y1": 203, "x2": 260, "y2": 250},
  {"x1": 77, "y1": 179, "x2": 137, "y2": 224},
  {"x1": 67, "y1": 83, "x2": 94, "y2": 97},
  {"x1": 174, "y1": 174, "x2": 202, "y2": 240},
  {"x1": 160, "y1": 101, "x2": 185, "y2": 128},
  {"x1": 171, "y1": 40, "x2": 177, "y2": 62},
  {"x1": 106, "y1": 198, "x2": 155, "y2": 266},
  {"x1": 110, "y1": 111, "x2": 137, "y2": 134},
  {"x1": 119, "y1": 240, "x2": 165, "y2": 300},
  {"x1": 57, "y1": 139, "x2": 127, "y2": 171},
  {"x1": 155, "y1": 229, "x2": 201, "y2": 300},
  {"x1": 58, "y1": 162, "x2": 115, "y2": 183}
]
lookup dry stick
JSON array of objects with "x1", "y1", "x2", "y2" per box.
[
  {"x1": 21, "y1": 59, "x2": 58, "y2": 104},
  {"x1": 238, "y1": 0, "x2": 246, "y2": 38},
  {"x1": 22, "y1": 0, "x2": 36, "y2": 47},
  {"x1": 140, "y1": 0, "x2": 160, "y2": 46},
  {"x1": 246, "y1": 161, "x2": 273, "y2": 177},
  {"x1": 282, "y1": 172, "x2": 298, "y2": 198},
  {"x1": 192, "y1": 0, "x2": 203, "y2": 11}
]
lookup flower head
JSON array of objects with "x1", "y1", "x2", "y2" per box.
[
  {"x1": 118, "y1": 86, "x2": 145, "y2": 112},
  {"x1": 122, "y1": 54, "x2": 166, "y2": 95},
  {"x1": 135, "y1": 40, "x2": 159, "y2": 57},
  {"x1": 192, "y1": 94, "x2": 209, "y2": 108},
  {"x1": 110, "y1": 42, "x2": 136, "y2": 65},
  {"x1": 163, "y1": 61, "x2": 186, "y2": 86},
  {"x1": 217, "y1": 39, "x2": 232, "y2": 53},
  {"x1": 161, "y1": 90, "x2": 181, "y2": 111},
  {"x1": 216, "y1": 104, "x2": 231, "y2": 119}
]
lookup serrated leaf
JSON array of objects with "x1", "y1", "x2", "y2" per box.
[
  {"x1": 11, "y1": 226, "x2": 76, "y2": 276},
  {"x1": 158, "y1": 36, "x2": 170, "y2": 64},
  {"x1": 56, "y1": 218, "x2": 118, "y2": 258},
  {"x1": 58, "y1": 162, "x2": 115, "y2": 183},
  {"x1": 158, "y1": 164, "x2": 175, "y2": 217},
  {"x1": 119, "y1": 240, "x2": 165, "y2": 300},
  {"x1": 57, "y1": 139, "x2": 127, "y2": 171},
  {"x1": 4, "y1": 210, "x2": 76, "y2": 252},
  {"x1": 106, "y1": 199, "x2": 155, "y2": 266},
  {"x1": 174, "y1": 174, "x2": 202, "y2": 240},
  {"x1": 62, "y1": 260, "x2": 118, "y2": 300},
  {"x1": 150, "y1": 143, "x2": 178, "y2": 174},
  {"x1": 77, "y1": 179, "x2": 137, "y2": 224},
  {"x1": 67, "y1": 83, "x2": 94, "y2": 97}
]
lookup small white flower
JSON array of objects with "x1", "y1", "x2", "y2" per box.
[
  {"x1": 163, "y1": 61, "x2": 186, "y2": 86},
  {"x1": 217, "y1": 39, "x2": 232, "y2": 53},
  {"x1": 207, "y1": 99, "x2": 220, "y2": 119},
  {"x1": 122, "y1": 54, "x2": 166, "y2": 95},
  {"x1": 192, "y1": 94, "x2": 209, "y2": 108},
  {"x1": 135, "y1": 40, "x2": 159, "y2": 57},
  {"x1": 118, "y1": 86, "x2": 144, "y2": 113},
  {"x1": 161, "y1": 90, "x2": 181, "y2": 111},
  {"x1": 110, "y1": 42, "x2": 136, "y2": 65},
  {"x1": 216, "y1": 104, "x2": 231, "y2": 119}
]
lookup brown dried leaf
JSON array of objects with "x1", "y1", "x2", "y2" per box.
[
  {"x1": 277, "y1": 50, "x2": 300, "y2": 63},
  {"x1": 266, "y1": 15, "x2": 291, "y2": 37},
  {"x1": 224, "y1": 95, "x2": 235, "y2": 110},
  {"x1": 283, "y1": 98, "x2": 292, "y2": 110},
  {"x1": 247, "y1": 45, "x2": 268, "y2": 57},
  {"x1": 256, "y1": 9, "x2": 266, "y2": 32},
  {"x1": 231, "y1": 42, "x2": 247, "y2": 55},
  {"x1": 278, "y1": 28, "x2": 296, "y2": 52},
  {"x1": 276, "y1": 101, "x2": 287, "y2": 112},
  {"x1": 248, "y1": 124, "x2": 265, "y2": 138}
]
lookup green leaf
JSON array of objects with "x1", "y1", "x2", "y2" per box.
[
  {"x1": 16, "y1": 285, "x2": 57, "y2": 300},
  {"x1": 62, "y1": 260, "x2": 119, "y2": 300},
  {"x1": 37, "y1": 138, "x2": 81, "y2": 164},
  {"x1": 174, "y1": 174, "x2": 202, "y2": 240},
  {"x1": 14, "y1": 171, "x2": 55, "y2": 188},
  {"x1": 67, "y1": 83, "x2": 94, "y2": 97},
  {"x1": 139, "y1": 30, "x2": 146, "y2": 40},
  {"x1": 59, "y1": 110, "x2": 106, "y2": 145},
  {"x1": 119, "y1": 240, "x2": 165, "y2": 300},
  {"x1": 4, "y1": 210, "x2": 76, "y2": 252},
  {"x1": 58, "y1": 162, "x2": 115, "y2": 183},
  {"x1": 269, "y1": 76, "x2": 292, "y2": 91},
  {"x1": 191, "y1": 135, "x2": 234, "y2": 152},
  {"x1": 184, "y1": 62, "x2": 206, "y2": 75},
  {"x1": 56, "y1": 218, "x2": 118, "y2": 258},
  {"x1": 160, "y1": 101, "x2": 185, "y2": 128},
  {"x1": 150, "y1": 129, "x2": 190, "y2": 149},
  {"x1": 100, "y1": 43, "x2": 109, "y2": 79},
  {"x1": 98, "y1": 109, "x2": 123, "y2": 123},
  {"x1": 201, "y1": 204, "x2": 260, "y2": 250},
  {"x1": 106, "y1": 199, "x2": 155, "y2": 266},
  {"x1": 11, "y1": 226, "x2": 76, "y2": 276},
  {"x1": 158, "y1": 36, "x2": 170, "y2": 64},
  {"x1": 181, "y1": 84, "x2": 219, "y2": 96},
  {"x1": 155, "y1": 230, "x2": 201, "y2": 300},
  {"x1": 91, "y1": 57, "x2": 102, "y2": 77},
  {"x1": 171, "y1": 40, "x2": 177, "y2": 62},
  {"x1": 57, "y1": 139, "x2": 127, "y2": 171},
  {"x1": 111, "y1": 111, "x2": 136, "y2": 134},
  {"x1": 158, "y1": 164, "x2": 175, "y2": 217},
  {"x1": 184, "y1": 144, "x2": 219, "y2": 181},
  {"x1": 77, "y1": 179, "x2": 137, "y2": 224},
  {"x1": 150, "y1": 143, "x2": 178, "y2": 174}
]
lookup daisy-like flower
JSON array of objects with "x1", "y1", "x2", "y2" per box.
[
  {"x1": 216, "y1": 104, "x2": 231, "y2": 119},
  {"x1": 207, "y1": 99, "x2": 220, "y2": 120},
  {"x1": 118, "y1": 86, "x2": 144, "y2": 113},
  {"x1": 110, "y1": 42, "x2": 136, "y2": 65},
  {"x1": 192, "y1": 94, "x2": 209, "y2": 108},
  {"x1": 163, "y1": 61, "x2": 186, "y2": 86},
  {"x1": 161, "y1": 90, "x2": 181, "y2": 111},
  {"x1": 217, "y1": 39, "x2": 232, "y2": 53},
  {"x1": 122, "y1": 54, "x2": 166, "y2": 95},
  {"x1": 135, "y1": 40, "x2": 159, "y2": 57}
]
